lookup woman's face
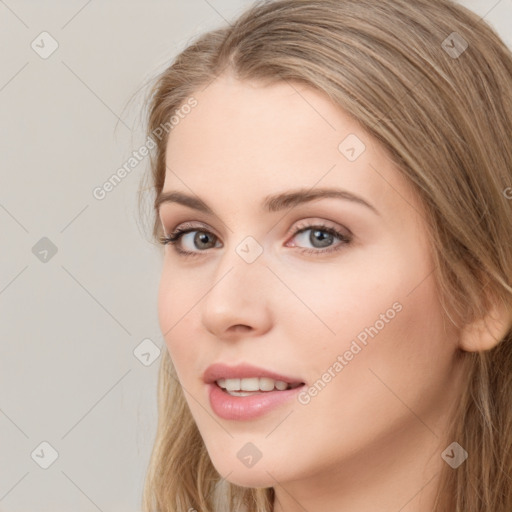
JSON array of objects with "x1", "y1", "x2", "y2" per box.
[{"x1": 157, "y1": 73, "x2": 465, "y2": 492}]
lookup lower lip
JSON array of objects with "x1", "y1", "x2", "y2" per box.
[{"x1": 207, "y1": 383, "x2": 305, "y2": 421}]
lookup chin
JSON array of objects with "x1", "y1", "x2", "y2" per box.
[
  {"x1": 223, "y1": 470, "x2": 275, "y2": 489},
  {"x1": 209, "y1": 456, "x2": 278, "y2": 488}
]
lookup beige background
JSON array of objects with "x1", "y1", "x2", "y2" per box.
[{"x1": 0, "y1": 1, "x2": 510, "y2": 510}]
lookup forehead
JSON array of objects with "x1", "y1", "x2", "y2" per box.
[{"x1": 163, "y1": 74, "x2": 421, "y2": 219}]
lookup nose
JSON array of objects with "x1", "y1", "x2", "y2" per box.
[{"x1": 201, "y1": 248, "x2": 273, "y2": 340}]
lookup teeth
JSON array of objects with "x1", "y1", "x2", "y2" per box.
[
  {"x1": 275, "y1": 380, "x2": 288, "y2": 391},
  {"x1": 259, "y1": 377, "x2": 276, "y2": 391},
  {"x1": 216, "y1": 377, "x2": 299, "y2": 392}
]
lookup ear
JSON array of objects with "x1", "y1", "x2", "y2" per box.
[{"x1": 459, "y1": 294, "x2": 511, "y2": 352}]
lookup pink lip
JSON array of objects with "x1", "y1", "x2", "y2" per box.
[
  {"x1": 203, "y1": 363, "x2": 305, "y2": 421},
  {"x1": 203, "y1": 362, "x2": 304, "y2": 385},
  {"x1": 207, "y1": 383, "x2": 305, "y2": 420}
]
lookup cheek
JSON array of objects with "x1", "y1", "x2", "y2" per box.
[
  {"x1": 292, "y1": 243, "x2": 448, "y2": 392},
  {"x1": 326, "y1": 273, "x2": 452, "y2": 420},
  {"x1": 157, "y1": 265, "x2": 198, "y2": 373},
  {"x1": 282, "y1": 254, "x2": 403, "y2": 346},
  {"x1": 157, "y1": 268, "x2": 173, "y2": 334},
  {"x1": 157, "y1": 262, "x2": 196, "y2": 333},
  {"x1": 288, "y1": 279, "x2": 451, "y2": 464}
]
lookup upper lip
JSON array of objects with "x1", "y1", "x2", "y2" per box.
[{"x1": 203, "y1": 363, "x2": 305, "y2": 385}]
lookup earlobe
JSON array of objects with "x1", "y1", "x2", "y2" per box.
[{"x1": 458, "y1": 296, "x2": 511, "y2": 352}]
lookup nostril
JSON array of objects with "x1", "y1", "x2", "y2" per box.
[{"x1": 231, "y1": 324, "x2": 251, "y2": 332}]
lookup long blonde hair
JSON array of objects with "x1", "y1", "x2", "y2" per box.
[{"x1": 139, "y1": 1, "x2": 512, "y2": 510}]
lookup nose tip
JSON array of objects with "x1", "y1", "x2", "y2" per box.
[{"x1": 200, "y1": 262, "x2": 273, "y2": 339}]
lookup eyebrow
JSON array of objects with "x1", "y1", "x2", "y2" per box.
[{"x1": 155, "y1": 187, "x2": 380, "y2": 216}]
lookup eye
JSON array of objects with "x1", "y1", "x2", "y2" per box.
[
  {"x1": 286, "y1": 221, "x2": 351, "y2": 255},
  {"x1": 160, "y1": 220, "x2": 352, "y2": 257},
  {"x1": 160, "y1": 222, "x2": 221, "y2": 257}
]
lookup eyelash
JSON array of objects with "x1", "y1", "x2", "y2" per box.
[{"x1": 159, "y1": 221, "x2": 352, "y2": 258}]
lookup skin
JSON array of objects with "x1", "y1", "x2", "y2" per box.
[{"x1": 157, "y1": 72, "x2": 469, "y2": 512}]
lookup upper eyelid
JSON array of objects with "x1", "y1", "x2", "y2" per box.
[{"x1": 166, "y1": 219, "x2": 347, "y2": 238}]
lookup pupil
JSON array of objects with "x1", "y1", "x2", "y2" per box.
[
  {"x1": 195, "y1": 232, "x2": 214, "y2": 249},
  {"x1": 311, "y1": 229, "x2": 333, "y2": 248}
]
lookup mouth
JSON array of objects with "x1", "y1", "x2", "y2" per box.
[
  {"x1": 204, "y1": 362, "x2": 305, "y2": 387},
  {"x1": 207, "y1": 377, "x2": 306, "y2": 420},
  {"x1": 215, "y1": 377, "x2": 305, "y2": 396}
]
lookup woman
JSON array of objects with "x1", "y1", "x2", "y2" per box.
[{"x1": 139, "y1": 0, "x2": 512, "y2": 510}]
